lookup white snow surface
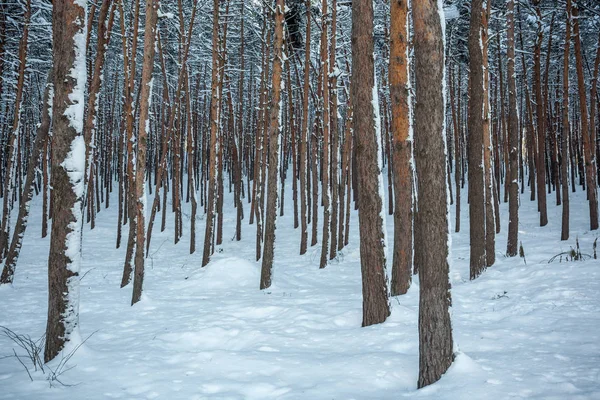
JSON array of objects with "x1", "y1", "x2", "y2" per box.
[{"x1": 1, "y1": 177, "x2": 599, "y2": 399}]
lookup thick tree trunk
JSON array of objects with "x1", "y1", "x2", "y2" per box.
[
  {"x1": 351, "y1": 0, "x2": 390, "y2": 327},
  {"x1": 45, "y1": 0, "x2": 87, "y2": 363},
  {"x1": 413, "y1": 0, "x2": 454, "y2": 388}
]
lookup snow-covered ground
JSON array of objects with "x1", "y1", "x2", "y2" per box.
[{"x1": 1, "y1": 178, "x2": 599, "y2": 399}]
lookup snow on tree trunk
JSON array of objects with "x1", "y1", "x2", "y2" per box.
[{"x1": 45, "y1": 0, "x2": 87, "y2": 363}]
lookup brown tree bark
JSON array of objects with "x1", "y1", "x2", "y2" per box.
[
  {"x1": 1, "y1": 69, "x2": 53, "y2": 284},
  {"x1": 468, "y1": 0, "x2": 487, "y2": 279},
  {"x1": 588, "y1": 28, "x2": 600, "y2": 222},
  {"x1": 202, "y1": 0, "x2": 221, "y2": 267},
  {"x1": 389, "y1": 0, "x2": 412, "y2": 296},
  {"x1": 319, "y1": 0, "x2": 330, "y2": 270},
  {"x1": 45, "y1": 0, "x2": 87, "y2": 363},
  {"x1": 260, "y1": 0, "x2": 285, "y2": 290},
  {"x1": 0, "y1": 0, "x2": 31, "y2": 260},
  {"x1": 560, "y1": 0, "x2": 572, "y2": 241},
  {"x1": 482, "y1": 2, "x2": 495, "y2": 266},
  {"x1": 506, "y1": 0, "x2": 520, "y2": 256},
  {"x1": 298, "y1": 0, "x2": 310, "y2": 255},
  {"x1": 573, "y1": 1, "x2": 599, "y2": 230},
  {"x1": 83, "y1": 0, "x2": 115, "y2": 230},
  {"x1": 131, "y1": 0, "x2": 160, "y2": 305},
  {"x1": 413, "y1": 0, "x2": 453, "y2": 388},
  {"x1": 351, "y1": 0, "x2": 390, "y2": 327},
  {"x1": 533, "y1": 0, "x2": 548, "y2": 226},
  {"x1": 329, "y1": 0, "x2": 339, "y2": 261},
  {"x1": 121, "y1": 0, "x2": 141, "y2": 287}
]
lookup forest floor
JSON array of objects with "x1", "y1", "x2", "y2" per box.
[{"x1": 1, "y1": 179, "x2": 599, "y2": 399}]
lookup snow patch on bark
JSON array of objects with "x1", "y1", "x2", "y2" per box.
[{"x1": 372, "y1": 53, "x2": 388, "y2": 264}]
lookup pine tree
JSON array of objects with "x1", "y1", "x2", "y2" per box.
[
  {"x1": 351, "y1": 0, "x2": 390, "y2": 327},
  {"x1": 412, "y1": 0, "x2": 454, "y2": 388},
  {"x1": 44, "y1": 0, "x2": 87, "y2": 363}
]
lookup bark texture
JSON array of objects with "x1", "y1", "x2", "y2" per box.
[
  {"x1": 468, "y1": 0, "x2": 487, "y2": 279},
  {"x1": 413, "y1": 0, "x2": 454, "y2": 388},
  {"x1": 260, "y1": 0, "x2": 285, "y2": 290},
  {"x1": 389, "y1": 0, "x2": 412, "y2": 296},
  {"x1": 351, "y1": 0, "x2": 390, "y2": 327},
  {"x1": 45, "y1": 0, "x2": 87, "y2": 363}
]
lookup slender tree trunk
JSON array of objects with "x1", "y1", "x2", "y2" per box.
[
  {"x1": 506, "y1": 0, "x2": 520, "y2": 256},
  {"x1": 533, "y1": 0, "x2": 548, "y2": 226},
  {"x1": 1, "y1": 69, "x2": 53, "y2": 284},
  {"x1": 389, "y1": 0, "x2": 412, "y2": 296},
  {"x1": 121, "y1": 0, "x2": 141, "y2": 287},
  {"x1": 202, "y1": 0, "x2": 221, "y2": 267},
  {"x1": 329, "y1": 0, "x2": 339, "y2": 261},
  {"x1": 468, "y1": 0, "x2": 487, "y2": 279},
  {"x1": 260, "y1": 0, "x2": 285, "y2": 289},
  {"x1": 319, "y1": 0, "x2": 330, "y2": 270},
  {"x1": 560, "y1": 0, "x2": 572, "y2": 240},
  {"x1": 83, "y1": 0, "x2": 115, "y2": 228},
  {"x1": 482, "y1": 2, "x2": 495, "y2": 266},
  {"x1": 0, "y1": 0, "x2": 31, "y2": 260},
  {"x1": 572, "y1": 1, "x2": 599, "y2": 230},
  {"x1": 131, "y1": 0, "x2": 159, "y2": 305},
  {"x1": 588, "y1": 28, "x2": 600, "y2": 223}
]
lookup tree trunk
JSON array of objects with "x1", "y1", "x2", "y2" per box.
[
  {"x1": 131, "y1": 0, "x2": 159, "y2": 305},
  {"x1": 572, "y1": 1, "x2": 599, "y2": 230},
  {"x1": 389, "y1": 0, "x2": 412, "y2": 296},
  {"x1": 351, "y1": 0, "x2": 390, "y2": 327},
  {"x1": 482, "y1": 2, "x2": 495, "y2": 266},
  {"x1": 0, "y1": 0, "x2": 31, "y2": 261},
  {"x1": 45, "y1": 0, "x2": 87, "y2": 363},
  {"x1": 299, "y1": 0, "x2": 310, "y2": 255},
  {"x1": 319, "y1": 0, "x2": 330, "y2": 270},
  {"x1": 1, "y1": 69, "x2": 53, "y2": 284},
  {"x1": 202, "y1": 0, "x2": 221, "y2": 267},
  {"x1": 260, "y1": 0, "x2": 285, "y2": 290},
  {"x1": 506, "y1": 0, "x2": 520, "y2": 256},
  {"x1": 413, "y1": 0, "x2": 454, "y2": 388},
  {"x1": 533, "y1": 0, "x2": 548, "y2": 226},
  {"x1": 468, "y1": 0, "x2": 487, "y2": 279},
  {"x1": 329, "y1": 0, "x2": 339, "y2": 261}
]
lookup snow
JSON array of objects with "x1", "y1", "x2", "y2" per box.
[
  {"x1": 61, "y1": 135, "x2": 86, "y2": 274},
  {"x1": 1, "y1": 178, "x2": 599, "y2": 399},
  {"x1": 443, "y1": 4, "x2": 460, "y2": 21},
  {"x1": 372, "y1": 58, "x2": 389, "y2": 262}
]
